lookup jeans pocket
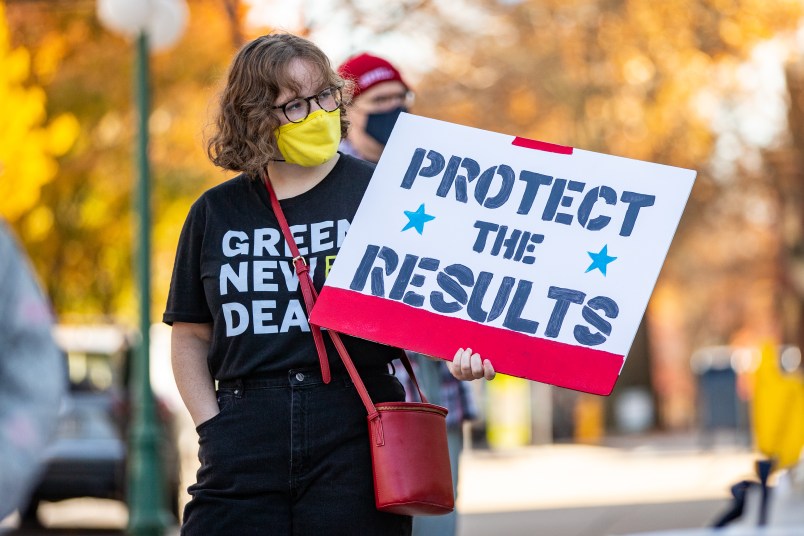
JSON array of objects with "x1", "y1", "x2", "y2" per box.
[{"x1": 195, "y1": 391, "x2": 237, "y2": 434}]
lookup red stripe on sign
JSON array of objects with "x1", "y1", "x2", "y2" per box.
[
  {"x1": 310, "y1": 287, "x2": 623, "y2": 396},
  {"x1": 512, "y1": 136, "x2": 574, "y2": 155}
]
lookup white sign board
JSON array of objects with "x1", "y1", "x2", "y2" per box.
[{"x1": 311, "y1": 114, "x2": 695, "y2": 395}]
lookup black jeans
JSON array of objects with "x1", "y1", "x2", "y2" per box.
[{"x1": 181, "y1": 366, "x2": 412, "y2": 536}]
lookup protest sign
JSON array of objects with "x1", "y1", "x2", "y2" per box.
[{"x1": 310, "y1": 114, "x2": 696, "y2": 395}]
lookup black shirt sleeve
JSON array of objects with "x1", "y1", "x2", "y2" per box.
[{"x1": 163, "y1": 198, "x2": 213, "y2": 325}]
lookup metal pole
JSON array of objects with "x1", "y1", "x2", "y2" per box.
[{"x1": 127, "y1": 30, "x2": 169, "y2": 536}]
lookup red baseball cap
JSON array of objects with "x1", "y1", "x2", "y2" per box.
[{"x1": 338, "y1": 52, "x2": 408, "y2": 99}]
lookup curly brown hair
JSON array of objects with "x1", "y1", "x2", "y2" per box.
[{"x1": 207, "y1": 33, "x2": 352, "y2": 177}]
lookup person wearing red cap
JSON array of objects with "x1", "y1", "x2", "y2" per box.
[
  {"x1": 337, "y1": 52, "x2": 414, "y2": 163},
  {"x1": 339, "y1": 52, "x2": 478, "y2": 536}
]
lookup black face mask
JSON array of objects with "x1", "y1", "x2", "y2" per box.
[{"x1": 365, "y1": 106, "x2": 407, "y2": 145}]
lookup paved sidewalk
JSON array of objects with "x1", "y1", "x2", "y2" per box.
[
  {"x1": 458, "y1": 434, "x2": 755, "y2": 513},
  {"x1": 1, "y1": 432, "x2": 766, "y2": 536},
  {"x1": 456, "y1": 432, "x2": 758, "y2": 535},
  {"x1": 459, "y1": 499, "x2": 731, "y2": 536}
]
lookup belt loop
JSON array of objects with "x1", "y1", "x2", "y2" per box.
[{"x1": 234, "y1": 378, "x2": 244, "y2": 398}]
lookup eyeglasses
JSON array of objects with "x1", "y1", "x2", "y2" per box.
[{"x1": 272, "y1": 86, "x2": 343, "y2": 123}]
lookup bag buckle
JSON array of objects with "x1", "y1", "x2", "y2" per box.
[{"x1": 292, "y1": 255, "x2": 309, "y2": 274}]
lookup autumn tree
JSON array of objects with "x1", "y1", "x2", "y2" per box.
[
  {"x1": 408, "y1": 0, "x2": 804, "y2": 428},
  {"x1": 0, "y1": 0, "x2": 78, "y2": 225},
  {"x1": 4, "y1": 0, "x2": 240, "y2": 321}
]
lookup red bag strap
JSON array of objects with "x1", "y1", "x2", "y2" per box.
[
  {"x1": 393, "y1": 348, "x2": 429, "y2": 404},
  {"x1": 263, "y1": 173, "x2": 331, "y2": 384},
  {"x1": 261, "y1": 172, "x2": 429, "y2": 407}
]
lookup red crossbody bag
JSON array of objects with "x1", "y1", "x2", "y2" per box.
[{"x1": 263, "y1": 173, "x2": 454, "y2": 515}]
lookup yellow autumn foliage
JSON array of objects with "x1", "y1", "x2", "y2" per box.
[{"x1": 0, "y1": 1, "x2": 78, "y2": 223}]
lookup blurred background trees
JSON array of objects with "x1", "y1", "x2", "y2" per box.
[
  {"x1": 410, "y1": 0, "x2": 804, "y2": 429},
  {"x1": 4, "y1": 0, "x2": 239, "y2": 319},
  {"x1": 0, "y1": 1, "x2": 79, "y2": 247},
  {"x1": 3, "y1": 0, "x2": 804, "y2": 432}
]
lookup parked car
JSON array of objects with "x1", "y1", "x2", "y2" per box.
[{"x1": 21, "y1": 325, "x2": 180, "y2": 523}]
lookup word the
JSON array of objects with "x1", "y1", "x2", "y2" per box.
[{"x1": 472, "y1": 220, "x2": 544, "y2": 264}]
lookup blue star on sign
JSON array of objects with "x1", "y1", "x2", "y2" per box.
[
  {"x1": 586, "y1": 245, "x2": 617, "y2": 276},
  {"x1": 402, "y1": 203, "x2": 435, "y2": 234}
]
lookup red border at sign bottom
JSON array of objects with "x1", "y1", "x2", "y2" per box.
[{"x1": 310, "y1": 287, "x2": 624, "y2": 396}]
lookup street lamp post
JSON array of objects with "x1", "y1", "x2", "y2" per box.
[
  {"x1": 130, "y1": 28, "x2": 168, "y2": 535},
  {"x1": 97, "y1": 1, "x2": 188, "y2": 534}
]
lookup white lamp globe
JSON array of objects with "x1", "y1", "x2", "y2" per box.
[
  {"x1": 97, "y1": 0, "x2": 151, "y2": 36},
  {"x1": 97, "y1": 0, "x2": 188, "y2": 52},
  {"x1": 147, "y1": 0, "x2": 189, "y2": 52}
]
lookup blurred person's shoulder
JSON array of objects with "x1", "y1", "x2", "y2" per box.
[
  {"x1": 185, "y1": 173, "x2": 259, "y2": 216},
  {"x1": 0, "y1": 222, "x2": 30, "y2": 276},
  {"x1": 0, "y1": 220, "x2": 19, "y2": 252},
  {"x1": 202, "y1": 172, "x2": 256, "y2": 199},
  {"x1": 338, "y1": 152, "x2": 376, "y2": 175},
  {"x1": 334, "y1": 152, "x2": 376, "y2": 193}
]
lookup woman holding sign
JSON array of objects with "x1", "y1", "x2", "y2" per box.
[{"x1": 164, "y1": 33, "x2": 494, "y2": 535}]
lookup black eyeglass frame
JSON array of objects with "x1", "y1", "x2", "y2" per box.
[{"x1": 271, "y1": 86, "x2": 343, "y2": 124}]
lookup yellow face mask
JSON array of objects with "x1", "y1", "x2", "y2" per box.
[{"x1": 274, "y1": 109, "x2": 341, "y2": 167}]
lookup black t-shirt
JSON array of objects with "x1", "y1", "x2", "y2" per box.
[{"x1": 163, "y1": 154, "x2": 400, "y2": 380}]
